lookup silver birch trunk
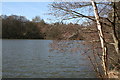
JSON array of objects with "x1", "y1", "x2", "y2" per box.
[{"x1": 91, "y1": 0, "x2": 108, "y2": 76}]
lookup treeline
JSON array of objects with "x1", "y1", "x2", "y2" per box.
[
  {"x1": 2, "y1": 15, "x2": 44, "y2": 39},
  {"x1": 1, "y1": 15, "x2": 85, "y2": 40}
]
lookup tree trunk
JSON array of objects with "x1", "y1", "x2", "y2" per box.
[
  {"x1": 111, "y1": 2, "x2": 120, "y2": 69},
  {"x1": 91, "y1": 0, "x2": 108, "y2": 77},
  {"x1": 112, "y1": 2, "x2": 119, "y2": 56}
]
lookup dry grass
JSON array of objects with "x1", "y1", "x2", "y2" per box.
[{"x1": 108, "y1": 70, "x2": 120, "y2": 79}]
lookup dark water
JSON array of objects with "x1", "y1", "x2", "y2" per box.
[{"x1": 2, "y1": 40, "x2": 96, "y2": 78}]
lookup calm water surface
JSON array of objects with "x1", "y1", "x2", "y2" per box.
[{"x1": 2, "y1": 40, "x2": 96, "y2": 78}]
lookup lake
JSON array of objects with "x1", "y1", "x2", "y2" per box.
[{"x1": 2, "y1": 40, "x2": 96, "y2": 78}]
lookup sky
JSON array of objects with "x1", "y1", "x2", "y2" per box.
[
  {"x1": 1, "y1": 1, "x2": 93, "y2": 24},
  {"x1": 2, "y1": 2, "x2": 55, "y2": 23}
]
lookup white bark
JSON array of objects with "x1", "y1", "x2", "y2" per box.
[{"x1": 91, "y1": 0, "x2": 108, "y2": 76}]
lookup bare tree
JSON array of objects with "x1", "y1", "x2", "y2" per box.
[
  {"x1": 49, "y1": 1, "x2": 120, "y2": 78},
  {"x1": 91, "y1": 0, "x2": 108, "y2": 77}
]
